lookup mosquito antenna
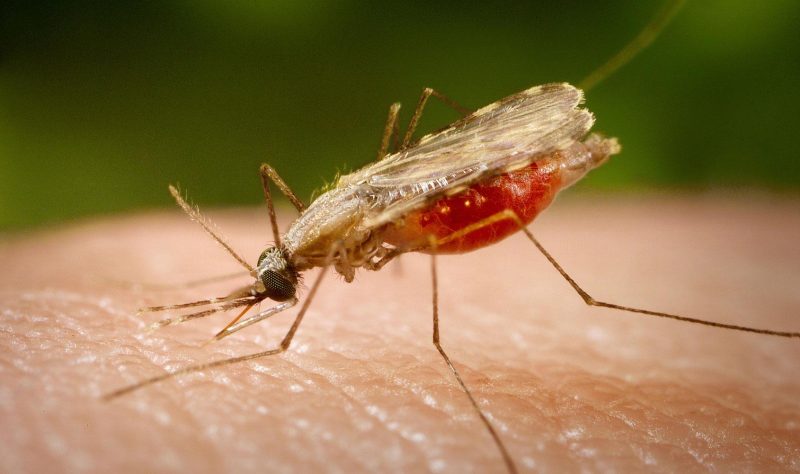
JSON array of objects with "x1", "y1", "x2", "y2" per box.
[
  {"x1": 168, "y1": 185, "x2": 254, "y2": 273},
  {"x1": 579, "y1": 0, "x2": 687, "y2": 92}
]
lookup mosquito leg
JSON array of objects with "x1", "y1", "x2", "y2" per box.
[
  {"x1": 103, "y1": 265, "x2": 330, "y2": 401},
  {"x1": 401, "y1": 87, "x2": 473, "y2": 149},
  {"x1": 259, "y1": 164, "x2": 305, "y2": 213},
  {"x1": 430, "y1": 209, "x2": 800, "y2": 339},
  {"x1": 376, "y1": 102, "x2": 402, "y2": 161},
  {"x1": 259, "y1": 164, "x2": 306, "y2": 247},
  {"x1": 427, "y1": 237, "x2": 517, "y2": 474},
  {"x1": 522, "y1": 225, "x2": 800, "y2": 338}
]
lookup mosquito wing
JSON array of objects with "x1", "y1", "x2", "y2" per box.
[{"x1": 338, "y1": 82, "x2": 594, "y2": 230}]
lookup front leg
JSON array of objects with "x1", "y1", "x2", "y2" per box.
[
  {"x1": 259, "y1": 163, "x2": 305, "y2": 247},
  {"x1": 334, "y1": 245, "x2": 357, "y2": 283}
]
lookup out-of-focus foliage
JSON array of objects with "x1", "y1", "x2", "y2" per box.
[{"x1": 1, "y1": 0, "x2": 798, "y2": 229}]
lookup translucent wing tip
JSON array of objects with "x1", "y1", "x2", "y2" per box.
[{"x1": 521, "y1": 82, "x2": 584, "y2": 104}]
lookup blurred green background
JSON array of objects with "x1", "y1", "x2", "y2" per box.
[{"x1": 1, "y1": 0, "x2": 798, "y2": 230}]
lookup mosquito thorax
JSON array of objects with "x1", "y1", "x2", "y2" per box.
[{"x1": 255, "y1": 246, "x2": 298, "y2": 301}]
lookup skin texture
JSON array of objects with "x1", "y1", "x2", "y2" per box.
[{"x1": 1, "y1": 195, "x2": 799, "y2": 473}]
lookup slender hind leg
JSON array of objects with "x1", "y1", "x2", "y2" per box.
[
  {"x1": 428, "y1": 238, "x2": 518, "y2": 473},
  {"x1": 432, "y1": 209, "x2": 800, "y2": 338},
  {"x1": 421, "y1": 205, "x2": 798, "y2": 473}
]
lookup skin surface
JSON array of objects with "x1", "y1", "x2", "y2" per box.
[{"x1": 1, "y1": 195, "x2": 799, "y2": 473}]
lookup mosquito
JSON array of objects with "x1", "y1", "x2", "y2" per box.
[{"x1": 104, "y1": 1, "x2": 798, "y2": 472}]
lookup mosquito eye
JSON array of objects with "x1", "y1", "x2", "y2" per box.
[{"x1": 260, "y1": 270, "x2": 296, "y2": 301}]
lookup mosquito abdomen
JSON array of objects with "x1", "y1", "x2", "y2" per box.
[{"x1": 384, "y1": 134, "x2": 620, "y2": 254}]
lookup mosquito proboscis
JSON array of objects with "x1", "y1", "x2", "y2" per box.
[{"x1": 103, "y1": 1, "x2": 798, "y2": 472}]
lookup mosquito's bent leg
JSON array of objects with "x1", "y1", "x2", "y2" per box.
[
  {"x1": 376, "y1": 102, "x2": 402, "y2": 161},
  {"x1": 427, "y1": 238, "x2": 517, "y2": 474},
  {"x1": 259, "y1": 164, "x2": 305, "y2": 213},
  {"x1": 401, "y1": 88, "x2": 472, "y2": 149},
  {"x1": 431, "y1": 208, "x2": 800, "y2": 339},
  {"x1": 521, "y1": 224, "x2": 800, "y2": 338}
]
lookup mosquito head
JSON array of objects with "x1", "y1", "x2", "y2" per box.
[{"x1": 255, "y1": 247, "x2": 298, "y2": 302}]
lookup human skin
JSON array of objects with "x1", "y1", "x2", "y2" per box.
[{"x1": 1, "y1": 195, "x2": 799, "y2": 473}]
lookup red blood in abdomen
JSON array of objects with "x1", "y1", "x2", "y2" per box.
[{"x1": 384, "y1": 160, "x2": 562, "y2": 254}]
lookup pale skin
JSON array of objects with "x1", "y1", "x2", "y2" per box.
[{"x1": 1, "y1": 195, "x2": 799, "y2": 473}]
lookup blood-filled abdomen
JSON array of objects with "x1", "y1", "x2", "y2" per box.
[{"x1": 383, "y1": 134, "x2": 619, "y2": 254}]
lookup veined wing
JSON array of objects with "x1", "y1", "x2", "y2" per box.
[{"x1": 338, "y1": 82, "x2": 594, "y2": 229}]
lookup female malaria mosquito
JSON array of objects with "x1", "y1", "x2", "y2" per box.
[{"x1": 104, "y1": 2, "x2": 799, "y2": 473}]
